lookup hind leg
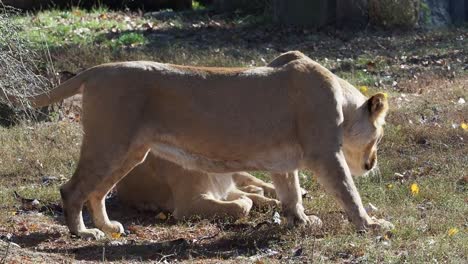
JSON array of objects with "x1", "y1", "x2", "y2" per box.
[
  {"x1": 232, "y1": 172, "x2": 276, "y2": 197},
  {"x1": 227, "y1": 189, "x2": 280, "y2": 208},
  {"x1": 87, "y1": 146, "x2": 150, "y2": 235},
  {"x1": 173, "y1": 194, "x2": 253, "y2": 220},
  {"x1": 60, "y1": 168, "x2": 106, "y2": 240},
  {"x1": 238, "y1": 185, "x2": 265, "y2": 195},
  {"x1": 60, "y1": 144, "x2": 149, "y2": 239}
]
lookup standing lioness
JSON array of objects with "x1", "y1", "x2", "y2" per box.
[{"x1": 3, "y1": 51, "x2": 391, "y2": 239}]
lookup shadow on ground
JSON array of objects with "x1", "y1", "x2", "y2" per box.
[
  {"x1": 41, "y1": 226, "x2": 285, "y2": 262},
  {"x1": 9, "y1": 196, "x2": 319, "y2": 262}
]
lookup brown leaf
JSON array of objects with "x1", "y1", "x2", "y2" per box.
[{"x1": 367, "y1": 61, "x2": 376, "y2": 71}]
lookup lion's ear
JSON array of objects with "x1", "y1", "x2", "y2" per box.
[{"x1": 367, "y1": 93, "x2": 388, "y2": 126}]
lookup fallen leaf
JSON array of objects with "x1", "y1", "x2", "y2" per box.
[
  {"x1": 359, "y1": 86, "x2": 368, "y2": 94},
  {"x1": 156, "y1": 212, "x2": 167, "y2": 220},
  {"x1": 448, "y1": 228, "x2": 459, "y2": 237},
  {"x1": 18, "y1": 223, "x2": 29, "y2": 232},
  {"x1": 272, "y1": 211, "x2": 281, "y2": 225},
  {"x1": 109, "y1": 240, "x2": 125, "y2": 246},
  {"x1": 461, "y1": 122, "x2": 468, "y2": 131},
  {"x1": 292, "y1": 246, "x2": 303, "y2": 257},
  {"x1": 111, "y1": 232, "x2": 121, "y2": 239},
  {"x1": 366, "y1": 61, "x2": 376, "y2": 71},
  {"x1": 72, "y1": 9, "x2": 82, "y2": 16}
]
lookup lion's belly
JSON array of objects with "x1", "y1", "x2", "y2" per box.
[
  {"x1": 247, "y1": 144, "x2": 303, "y2": 172},
  {"x1": 151, "y1": 143, "x2": 303, "y2": 173}
]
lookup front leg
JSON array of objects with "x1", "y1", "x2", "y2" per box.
[
  {"x1": 311, "y1": 151, "x2": 393, "y2": 231},
  {"x1": 271, "y1": 171, "x2": 320, "y2": 226}
]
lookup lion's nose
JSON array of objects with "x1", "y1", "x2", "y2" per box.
[
  {"x1": 364, "y1": 162, "x2": 372, "y2": 170},
  {"x1": 364, "y1": 157, "x2": 376, "y2": 170}
]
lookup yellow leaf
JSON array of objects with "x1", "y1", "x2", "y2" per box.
[
  {"x1": 359, "y1": 86, "x2": 368, "y2": 94},
  {"x1": 448, "y1": 228, "x2": 459, "y2": 236},
  {"x1": 461, "y1": 122, "x2": 468, "y2": 131},
  {"x1": 111, "y1": 232, "x2": 121, "y2": 239},
  {"x1": 382, "y1": 92, "x2": 388, "y2": 99},
  {"x1": 72, "y1": 9, "x2": 82, "y2": 17},
  {"x1": 386, "y1": 184, "x2": 394, "y2": 189},
  {"x1": 410, "y1": 183, "x2": 419, "y2": 196},
  {"x1": 156, "y1": 212, "x2": 167, "y2": 220},
  {"x1": 11, "y1": 211, "x2": 17, "y2": 216}
]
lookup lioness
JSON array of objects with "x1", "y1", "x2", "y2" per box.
[
  {"x1": 3, "y1": 51, "x2": 392, "y2": 239},
  {"x1": 117, "y1": 153, "x2": 280, "y2": 219},
  {"x1": 116, "y1": 52, "x2": 310, "y2": 221}
]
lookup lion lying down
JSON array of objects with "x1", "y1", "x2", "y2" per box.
[
  {"x1": 117, "y1": 152, "x2": 280, "y2": 219},
  {"x1": 4, "y1": 51, "x2": 394, "y2": 239}
]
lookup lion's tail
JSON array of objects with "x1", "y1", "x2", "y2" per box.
[{"x1": 2, "y1": 69, "x2": 91, "y2": 108}]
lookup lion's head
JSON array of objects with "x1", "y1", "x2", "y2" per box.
[{"x1": 343, "y1": 93, "x2": 388, "y2": 176}]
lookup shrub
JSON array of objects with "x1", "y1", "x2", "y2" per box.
[
  {"x1": 369, "y1": 0, "x2": 421, "y2": 29},
  {"x1": 0, "y1": 5, "x2": 54, "y2": 125}
]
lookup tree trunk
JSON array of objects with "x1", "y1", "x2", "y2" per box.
[
  {"x1": 272, "y1": 0, "x2": 335, "y2": 27},
  {"x1": 450, "y1": 0, "x2": 467, "y2": 24},
  {"x1": 336, "y1": 0, "x2": 368, "y2": 28}
]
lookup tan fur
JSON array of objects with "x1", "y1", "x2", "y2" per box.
[
  {"x1": 117, "y1": 153, "x2": 279, "y2": 219},
  {"x1": 3, "y1": 51, "x2": 392, "y2": 239}
]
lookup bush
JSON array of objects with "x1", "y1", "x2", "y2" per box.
[
  {"x1": 0, "y1": 6, "x2": 54, "y2": 125},
  {"x1": 369, "y1": 0, "x2": 421, "y2": 29}
]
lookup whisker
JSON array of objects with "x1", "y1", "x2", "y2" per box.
[{"x1": 371, "y1": 164, "x2": 382, "y2": 183}]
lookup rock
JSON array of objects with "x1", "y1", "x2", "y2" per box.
[
  {"x1": 423, "y1": 0, "x2": 467, "y2": 27},
  {"x1": 272, "y1": 211, "x2": 281, "y2": 225},
  {"x1": 108, "y1": 240, "x2": 126, "y2": 246}
]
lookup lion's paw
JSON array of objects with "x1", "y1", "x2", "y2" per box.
[
  {"x1": 76, "y1": 228, "x2": 106, "y2": 240},
  {"x1": 99, "y1": 220, "x2": 125, "y2": 235},
  {"x1": 285, "y1": 204, "x2": 310, "y2": 226},
  {"x1": 308, "y1": 215, "x2": 323, "y2": 229},
  {"x1": 370, "y1": 217, "x2": 394, "y2": 231},
  {"x1": 235, "y1": 196, "x2": 253, "y2": 217}
]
